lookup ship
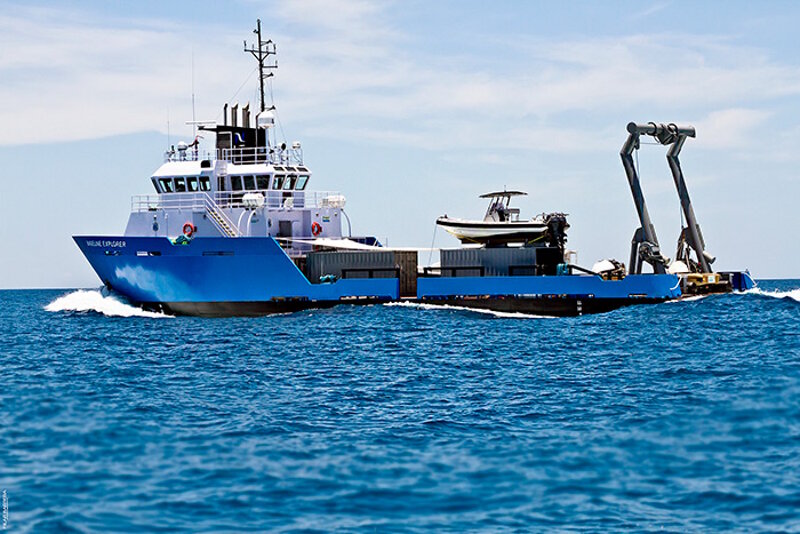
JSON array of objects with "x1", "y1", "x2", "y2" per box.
[{"x1": 73, "y1": 21, "x2": 755, "y2": 317}]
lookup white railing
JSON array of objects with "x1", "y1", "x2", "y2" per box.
[
  {"x1": 133, "y1": 192, "x2": 209, "y2": 212},
  {"x1": 213, "y1": 190, "x2": 341, "y2": 210},
  {"x1": 221, "y1": 146, "x2": 304, "y2": 166},
  {"x1": 132, "y1": 191, "x2": 342, "y2": 212},
  {"x1": 163, "y1": 149, "x2": 217, "y2": 163},
  {"x1": 131, "y1": 192, "x2": 241, "y2": 237},
  {"x1": 163, "y1": 145, "x2": 304, "y2": 166}
]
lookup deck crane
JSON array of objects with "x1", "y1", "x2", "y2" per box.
[{"x1": 620, "y1": 122, "x2": 715, "y2": 276}]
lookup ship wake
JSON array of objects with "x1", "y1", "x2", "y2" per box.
[
  {"x1": 45, "y1": 290, "x2": 172, "y2": 318},
  {"x1": 384, "y1": 301, "x2": 555, "y2": 319},
  {"x1": 745, "y1": 287, "x2": 800, "y2": 303}
]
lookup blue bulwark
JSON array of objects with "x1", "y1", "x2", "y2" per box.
[{"x1": 417, "y1": 274, "x2": 682, "y2": 300}]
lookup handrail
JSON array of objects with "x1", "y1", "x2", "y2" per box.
[
  {"x1": 163, "y1": 145, "x2": 304, "y2": 166},
  {"x1": 130, "y1": 190, "x2": 344, "y2": 238},
  {"x1": 130, "y1": 192, "x2": 242, "y2": 237},
  {"x1": 201, "y1": 192, "x2": 240, "y2": 237},
  {"x1": 221, "y1": 146, "x2": 304, "y2": 166},
  {"x1": 131, "y1": 191, "x2": 342, "y2": 212},
  {"x1": 213, "y1": 190, "x2": 341, "y2": 209},
  {"x1": 163, "y1": 149, "x2": 217, "y2": 163},
  {"x1": 131, "y1": 192, "x2": 212, "y2": 212}
]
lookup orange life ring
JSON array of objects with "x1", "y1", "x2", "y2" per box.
[
  {"x1": 182, "y1": 222, "x2": 196, "y2": 238},
  {"x1": 311, "y1": 222, "x2": 322, "y2": 236}
]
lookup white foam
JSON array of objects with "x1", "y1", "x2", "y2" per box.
[
  {"x1": 665, "y1": 294, "x2": 709, "y2": 304},
  {"x1": 45, "y1": 289, "x2": 172, "y2": 318},
  {"x1": 383, "y1": 300, "x2": 554, "y2": 319},
  {"x1": 745, "y1": 287, "x2": 800, "y2": 303}
]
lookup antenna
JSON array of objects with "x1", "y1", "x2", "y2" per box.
[
  {"x1": 191, "y1": 48, "x2": 196, "y2": 139},
  {"x1": 243, "y1": 19, "x2": 277, "y2": 113}
]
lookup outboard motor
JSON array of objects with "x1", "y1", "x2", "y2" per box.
[{"x1": 544, "y1": 212, "x2": 570, "y2": 253}]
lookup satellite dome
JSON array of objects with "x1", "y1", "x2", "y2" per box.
[{"x1": 257, "y1": 111, "x2": 275, "y2": 129}]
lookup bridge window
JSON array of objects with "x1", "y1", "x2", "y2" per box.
[
  {"x1": 175, "y1": 177, "x2": 187, "y2": 192},
  {"x1": 187, "y1": 177, "x2": 199, "y2": 192},
  {"x1": 159, "y1": 178, "x2": 174, "y2": 193},
  {"x1": 243, "y1": 175, "x2": 257, "y2": 190},
  {"x1": 296, "y1": 175, "x2": 309, "y2": 190},
  {"x1": 230, "y1": 176, "x2": 243, "y2": 191},
  {"x1": 272, "y1": 175, "x2": 285, "y2": 190},
  {"x1": 283, "y1": 176, "x2": 296, "y2": 190},
  {"x1": 256, "y1": 175, "x2": 270, "y2": 190},
  {"x1": 199, "y1": 176, "x2": 211, "y2": 191}
]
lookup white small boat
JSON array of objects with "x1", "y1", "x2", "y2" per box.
[{"x1": 436, "y1": 191, "x2": 568, "y2": 246}]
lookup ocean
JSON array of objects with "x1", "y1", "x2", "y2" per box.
[{"x1": 1, "y1": 281, "x2": 799, "y2": 531}]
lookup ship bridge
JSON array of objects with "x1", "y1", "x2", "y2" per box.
[
  {"x1": 149, "y1": 161, "x2": 311, "y2": 196},
  {"x1": 120, "y1": 19, "x2": 360, "y2": 255},
  {"x1": 127, "y1": 101, "x2": 345, "y2": 251}
]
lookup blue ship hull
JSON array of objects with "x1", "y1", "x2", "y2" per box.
[
  {"x1": 74, "y1": 236, "x2": 399, "y2": 316},
  {"x1": 73, "y1": 235, "x2": 708, "y2": 317}
]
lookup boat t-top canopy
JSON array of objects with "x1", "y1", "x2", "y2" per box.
[{"x1": 479, "y1": 190, "x2": 527, "y2": 198}]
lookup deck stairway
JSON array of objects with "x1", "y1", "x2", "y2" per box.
[{"x1": 202, "y1": 194, "x2": 240, "y2": 237}]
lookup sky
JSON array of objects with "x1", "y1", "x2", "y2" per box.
[{"x1": 1, "y1": 0, "x2": 799, "y2": 288}]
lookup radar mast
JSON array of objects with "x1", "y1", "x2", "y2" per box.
[{"x1": 243, "y1": 19, "x2": 277, "y2": 113}]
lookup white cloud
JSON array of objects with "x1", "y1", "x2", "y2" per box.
[
  {"x1": 0, "y1": 6, "x2": 246, "y2": 144},
  {"x1": 273, "y1": 0, "x2": 390, "y2": 37},
  {"x1": 2, "y1": 2, "x2": 799, "y2": 156},
  {"x1": 629, "y1": 2, "x2": 671, "y2": 21},
  {"x1": 693, "y1": 108, "x2": 773, "y2": 149}
]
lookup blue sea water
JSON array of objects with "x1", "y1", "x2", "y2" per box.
[{"x1": 1, "y1": 281, "x2": 799, "y2": 532}]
